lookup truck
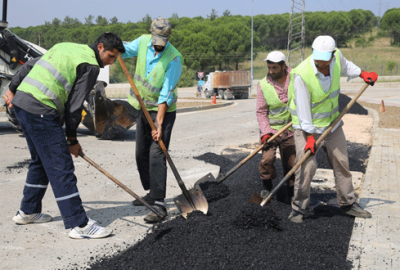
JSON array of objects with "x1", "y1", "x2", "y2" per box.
[
  {"x1": 0, "y1": 0, "x2": 135, "y2": 139},
  {"x1": 203, "y1": 70, "x2": 251, "y2": 100}
]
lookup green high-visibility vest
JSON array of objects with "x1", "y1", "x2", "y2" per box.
[
  {"x1": 288, "y1": 49, "x2": 341, "y2": 131},
  {"x1": 128, "y1": 34, "x2": 183, "y2": 112},
  {"x1": 18, "y1": 43, "x2": 99, "y2": 116},
  {"x1": 259, "y1": 77, "x2": 293, "y2": 132}
]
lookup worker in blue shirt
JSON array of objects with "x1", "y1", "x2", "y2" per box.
[
  {"x1": 121, "y1": 17, "x2": 183, "y2": 223},
  {"x1": 197, "y1": 79, "x2": 204, "y2": 97}
]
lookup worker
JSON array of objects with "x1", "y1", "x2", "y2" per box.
[
  {"x1": 121, "y1": 17, "x2": 183, "y2": 223},
  {"x1": 288, "y1": 35, "x2": 378, "y2": 223},
  {"x1": 256, "y1": 51, "x2": 295, "y2": 202},
  {"x1": 197, "y1": 79, "x2": 204, "y2": 97},
  {"x1": 4, "y1": 32, "x2": 126, "y2": 238}
]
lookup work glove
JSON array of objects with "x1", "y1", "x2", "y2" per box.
[
  {"x1": 360, "y1": 71, "x2": 378, "y2": 86},
  {"x1": 261, "y1": 134, "x2": 272, "y2": 150},
  {"x1": 304, "y1": 135, "x2": 316, "y2": 154}
]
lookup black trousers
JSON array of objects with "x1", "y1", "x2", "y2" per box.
[{"x1": 135, "y1": 110, "x2": 176, "y2": 200}]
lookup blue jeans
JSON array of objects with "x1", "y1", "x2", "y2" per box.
[{"x1": 14, "y1": 106, "x2": 87, "y2": 229}]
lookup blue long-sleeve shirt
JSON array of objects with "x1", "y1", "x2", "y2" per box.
[{"x1": 122, "y1": 36, "x2": 182, "y2": 106}]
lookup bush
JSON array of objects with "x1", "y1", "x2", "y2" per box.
[{"x1": 177, "y1": 65, "x2": 196, "y2": 87}]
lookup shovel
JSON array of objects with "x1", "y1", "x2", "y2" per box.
[
  {"x1": 250, "y1": 82, "x2": 371, "y2": 206},
  {"x1": 194, "y1": 121, "x2": 292, "y2": 186},
  {"x1": 79, "y1": 152, "x2": 166, "y2": 218},
  {"x1": 118, "y1": 55, "x2": 210, "y2": 218}
]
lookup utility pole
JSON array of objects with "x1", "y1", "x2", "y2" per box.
[
  {"x1": 250, "y1": 0, "x2": 254, "y2": 94},
  {"x1": 287, "y1": 0, "x2": 305, "y2": 68}
]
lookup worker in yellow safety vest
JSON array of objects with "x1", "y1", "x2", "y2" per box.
[
  {"x1": 121, "y1": 17, "x2": 183, "y2": 223},
  {"x1": 287, "y1": 35, "x2": 378, "y2": 223},
  {"x1": 256, "y1": 51, "x2": 295, "y2": 203}
]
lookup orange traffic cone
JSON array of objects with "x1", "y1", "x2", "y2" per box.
[
  {"x1": 379, "y1": 100, "x2": 386, "y2": 112},
  {"x1": 211, "y1": 94, "x2": 217, "y2": 105}
]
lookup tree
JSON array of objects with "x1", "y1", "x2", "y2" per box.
[
  {"x1": 85, "y1": 15, "x2": 94, "y2": 26},
  {"x1": 223, "y1": 10, "x2": 231, "y2": 17},
  {"x1": 141, "y1": 14, "x2": 152, "y2": 30},
  {"x1": 207, "y1": 9, "x2": 218, "y2": 21},
  {"x1": 95, "y1": 16, "x2": 109, "y2": 26},
  {"x1": 110, "y1": 17, "x2": 119, "y2": 24},
  {"x1": 52, "y1": 18, "x2": 61, "y2": 28},
  {"x1": 62, "y1": 16, "x2": 81, "y2": 28},
  {"x1": 171, "y1": 13, "x2": 179, "y2": 20},
  {"x1": 387, "y1": 61, "x2": 396, "y2": 83}
]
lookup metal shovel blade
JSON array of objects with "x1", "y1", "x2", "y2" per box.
[
  {"x1": 173, "y1": 185, "x2": 208, "y2": 219},
  {"x1": 194, "y1": 172, "x2": 217, "y2": 187},
  {"x1": 249, "y1": 192, "x2": 263, "y2": 205}
]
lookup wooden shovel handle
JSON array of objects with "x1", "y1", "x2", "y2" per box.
[
  {"x1": 260, "y1": 83, "x2": 370, "y2": 206},
  {"x1": 117, "y1": 55, "x2": 195, "y2": 209}
]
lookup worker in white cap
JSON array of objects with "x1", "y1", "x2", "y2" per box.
[
  {"x1": 287, "y1": 35, "x2": 378, "y2": 223},
  {"x1": 256, "y1": 51, "x2": 295, "y2": 203}
]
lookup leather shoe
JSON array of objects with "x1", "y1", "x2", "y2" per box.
[
  {"x1": 288, "y1": 209, "x2": 304, "y2": 223},
  {"x1": 144, "y1": 205, "x2": 167, "y2": 223},
  {"x1": 340, "y1": 202, "x2": 372, "y2": 218},
  {"x1": 132, "y1": 193, "x2": 155, "y2": 206}
]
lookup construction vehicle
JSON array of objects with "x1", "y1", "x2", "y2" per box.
[
  {"x1": 203, "y1": 70, "x2": 251, "y2": 100},
  {"x1": 0, "y1": 0, "x2": 135, "y2": 139}
]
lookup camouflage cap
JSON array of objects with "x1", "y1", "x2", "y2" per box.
[{"x1": 150, "y1": 17, "x2": 172, "y2": 47}]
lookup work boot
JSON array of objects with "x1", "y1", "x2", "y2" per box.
[
  {"x1": 132, "y1": 193, "x2": 155, "y2": 206},
  {"x1": 340, "y1": 202, "x2": 372, "y2": 218},
  {"x1": 12, "y1": 210, "x2": 53, "y2": 225},
  {"x1": 144, "y1": 203, "x2": 167, "y2": 224},
  {"x1": 288, "y1": 209, "x2": 304, "y2": 223}
]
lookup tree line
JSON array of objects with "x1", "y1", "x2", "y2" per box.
[{"x1": 9, "y1": 9, "x2": 399, "y2": 85}]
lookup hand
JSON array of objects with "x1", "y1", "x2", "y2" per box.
[
  {"x1": 152, "y1": 119, "x2": 162, "y2": 142},
  {"x1": 68, "y1": 143, "x2": 83, "y2": 158},
  {"x1": 304, "y1": 135, "x2": 316, "y2": 154},
  {"x1": 261, "y1": 134, "x2": 271, "y2": 150},
  {"x1": 360, "y1": 71, "x2": 378, "y2": 86},
  {"x1": 3, "y1": 89, "x2": 15, "y2": 108}
]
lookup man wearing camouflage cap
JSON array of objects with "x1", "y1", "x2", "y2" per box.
[{"x1": 122, "y1": 17, "x2": 183, "y2": 223}]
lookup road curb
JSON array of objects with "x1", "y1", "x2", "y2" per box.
[{"x1": 177, "y1": 101, "x2": 234, "y2": 113}]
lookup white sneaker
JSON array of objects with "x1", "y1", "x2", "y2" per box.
[
  {"x1": 12, "y1": 210, "x2": 53, "y2": 225},
  {"x1": 68, "y1": 218, "x2": 113, "y2": 239}
]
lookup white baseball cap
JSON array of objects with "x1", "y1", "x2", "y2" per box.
[
  {"x1": 312, "y1": 35, "x2": 335, "y2": 61},
  {"x1": 264, "y1": 51, "x2": 286, "y2": 63}
]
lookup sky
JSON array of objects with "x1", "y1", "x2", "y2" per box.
[{"x1": 4, "y1": 0, "x2": 399, "y2": 28}]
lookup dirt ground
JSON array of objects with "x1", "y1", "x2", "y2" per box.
[{"x1": 358, "y1": 101, "x2": 400, "y2": 129}]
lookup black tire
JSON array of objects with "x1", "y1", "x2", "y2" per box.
[
  {"x1": 223, "y1": 91, "x2": 230, "y2": 100},
  {"x1": 6, "y1": 105, "x2": 23, "y2": 133},
  {"x1": 242, "y1": 92, "x2": 249, "y2": 99},
  {"x1": 204, "y1": 89, "x2": 210, "y2": 99}
]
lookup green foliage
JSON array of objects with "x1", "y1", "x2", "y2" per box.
[
  {"x1": 177, "y1": 65, "x2": 196, "y2": 87},
  {"x1": 8, "y1": 9, "x2": 384, "y2": 82},
  {"x1": 387, "y1": 61, "x2": 396, "y2": 73},
  {"x1": 380, "y1": 8, "x2": 400, "y2": 45}
]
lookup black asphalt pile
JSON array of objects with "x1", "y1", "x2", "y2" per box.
[
  {"x1": 199, "y1": 181, "x2": 230, "y2": 202},
  {"x1": 339, "y1": 93, "x2": 368, "y2": 115},
  {"x1": 233, "y1": 203, "x2": 281, "y2": 231},
  {"x1": 85, "y1": 95, "x2": 368, "y2": 269},
  {"x1": 87, "y1": 150, "x2": 355, "y2": 270}
]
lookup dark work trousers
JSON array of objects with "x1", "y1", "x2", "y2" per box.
[
  {"x1": 135, "y1": 109, "x2": 176, "y2": 200},
  {"x1": 13, "y1": 106, "x2": 87, "y2": 229},
  {"x1": 258, "y1": 131, "x2": 296, "y2": 189}
]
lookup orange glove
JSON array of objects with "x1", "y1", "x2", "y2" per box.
[
  {"x1": 261, "y1": 134, "x2": 271, "y2": 150},
  {"x1": 360, "y1": 71, "x2": 378, "y2": 86},
  {"x1": 304, "y1": 135, "x2": 316, "y2": 154}
]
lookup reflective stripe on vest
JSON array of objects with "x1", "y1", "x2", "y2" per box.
[
  {"x1": 259, "y1": 77, "x2": 292, "y2": 131},
  {"x1": 128, "y1": 34, "x2": 183, "y2": 112},
  {"x1": 17, "y1": 43, "x2": 98, "y2": 116},
  {"x1": 288, "y1": 49, "x2": 341, "y2": 130}
]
